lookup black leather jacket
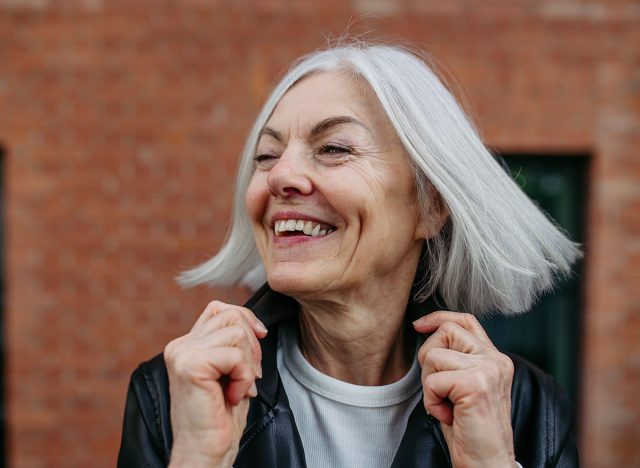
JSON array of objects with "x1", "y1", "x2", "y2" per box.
[{"x1": 118, "y1": 284, "x2": 579, "y2": 467}]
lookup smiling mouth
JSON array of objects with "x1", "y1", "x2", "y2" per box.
[{"x1": 274, "y1": 219, "x2": 336, "y2": 237}]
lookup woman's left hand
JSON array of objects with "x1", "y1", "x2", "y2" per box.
[{"x1": 413, "y1": 311, "x2": 516, "y2": 468}]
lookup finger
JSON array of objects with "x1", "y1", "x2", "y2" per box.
[
  {"x1": 413, "y1": 311, "x2": 492, "y2": 347},
  {"x1": 236, "y1": 306, "x2": 268, "y2": 338},
  {"x1": 191, "y1": 300, "x2": 226, "y2": 330},
  {"x1": 195, "y1": 310, "x2": 263, "y2": 374},
  {"x1": 190, "y1": 325, "x2": 262, "y2": 379},
  {"x1": 420, "y1": 347, "x2": 474, "y2": 378},
  {"x1": 192, "y1": 301, "x2": 268, "y2": 338},
  {"x1": 225, "y1": 378, "x2": 258, "y2": 405},
  {"x1": 422, "y1": 370, "x2": 456, "y2": 426},
  {"x1": 192, "y1": 308, "x2": 263, "y2": 362},
  {"x1": 204, "y1": 346, "x2": 256, "y2": 406},
  {"x1": 166, "y1": 343, "x2": 257, "y2": 407},
  {"x1": 418, "y1": 321, "x2": 485, "y2": 364}
]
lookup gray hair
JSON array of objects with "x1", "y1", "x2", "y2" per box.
[{"x1": 178, "y1": 42, "x2": 581, "y2": 316}]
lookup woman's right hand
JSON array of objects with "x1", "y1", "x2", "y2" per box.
[{"x1": 164, "y1": 301, "x2": 268, "y2": 468}]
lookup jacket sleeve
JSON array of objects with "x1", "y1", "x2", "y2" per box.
[
  {"x1": 509, "y1": 353, "x2": 579, "y2": 468},
  {"x1": 118, "y1": 355, "x2": 173, "y2": 468}
]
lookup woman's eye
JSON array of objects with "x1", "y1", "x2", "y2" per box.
[
  {"x1": 318, "y1": 144, "x2": 351, "y2": 156},
  {"x1": 254, "y1": 154, "x2": 278, "y2": 164}
]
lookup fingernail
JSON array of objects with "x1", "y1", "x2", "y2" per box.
[
  {"x1": 248, "y1": 382, "x2": 258, "y2": 398},
  {"x1": 256, "y1": 320, "x2": 268, "y2": 334},
  {"x1": 255, "y1": 363, "x2": 263, "y2": 379}
]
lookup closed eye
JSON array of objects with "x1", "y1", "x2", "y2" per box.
[{"x1": 254, "y1": 153, "x2": 278, "y2": 163}]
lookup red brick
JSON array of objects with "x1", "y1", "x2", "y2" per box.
[{"x1": 1, "y1": 2, "x2": 639, "y2": 467}]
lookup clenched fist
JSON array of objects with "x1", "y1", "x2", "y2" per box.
[
  {"x1": 414, "y1": 311, "x2": 516, "y2": 468},
  {"x1": 164, "y1": 301, "x2": 268, "y2": 468}
]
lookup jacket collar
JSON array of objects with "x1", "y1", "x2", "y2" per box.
[
  {"x1": 244, "y1": 283, "x2": 441, "y2": 410},
  {"x1": 245, "y1": 282, "x2": 441, "y2": 327},
  {"x1": 241, "y1": 284, "x2": 452, "y2": 467}
]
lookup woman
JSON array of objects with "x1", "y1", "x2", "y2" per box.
[{"x1": 118, "y1": 42, "x2": 580, "y2": 467}]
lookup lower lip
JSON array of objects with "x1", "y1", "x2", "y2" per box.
[{"x1": 272, "y1": 232, "x2": 334, "y2": 246}]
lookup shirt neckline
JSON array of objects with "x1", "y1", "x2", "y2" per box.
[{"x1": 279, "y1": 322, "x2": 422, "y2": 408}]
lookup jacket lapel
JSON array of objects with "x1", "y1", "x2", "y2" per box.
[
  {"x1": 391, "y1": 402, "x2": 452, "y2": 467},
  {"x1": 236, "y1": 284, "x2": 450, "y2": 467},
  {"x1": 235, "y1": 285, "x2": 308, "y2": 467}
]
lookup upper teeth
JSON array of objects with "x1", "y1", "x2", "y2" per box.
[{"x1": 274, "y1": 219, "x2": 334, "y2": 237}]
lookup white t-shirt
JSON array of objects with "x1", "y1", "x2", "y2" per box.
[{"x1": 277, "y1": 322, "x2": 423, "y2": 468}]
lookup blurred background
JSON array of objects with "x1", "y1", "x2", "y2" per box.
[{"x1": 1, "y1": 0, "x2": 638, "y2": 466}]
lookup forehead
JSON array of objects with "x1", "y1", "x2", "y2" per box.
[{"x1": 265, "y1": 71, "x2": 388, "y2": 133}]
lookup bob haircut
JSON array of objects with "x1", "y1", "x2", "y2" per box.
[{"x1": 178, "y1": 42, "x2": 581, "y2": 316}]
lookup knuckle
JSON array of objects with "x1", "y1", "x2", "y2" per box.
[
  {"x1": 462, "y1": 312, "x2": 478, "y2": 328},
  {"x1": 227, "y1": 307, "x2": 245, "y2": 320},
  {"x1": 166, "y1": 349, "x2": 196, "y2": 378},
  {"x1": 499, "y1": 354, "x2": 514, "y2": 374},
  {"x1": 423, "y1": 373, "x2": 437, "y2": 393},
  {"x1": 424, "y1": 347, "x2": 439, "y2": 363},
  {"x1": 440, "y1": 321, "x2": 457, "y2": 334},
  {"x1": 205, "y1": 300, "x2": 224, "y2": 315},
  {"x1": 417, "y1": 345, "x2": 428, "y2": 364},
  {"x1": 250, "y1": 336, "x2": 262, "y2": 356},
  {"x1": 163, "y1": 344, "x2": 174, "y2": 362},
  {"x1": 207, "y1": 300, "x2": 224, "y2": 308},
  {"x1": 471, "y1": 369, "x2": 492, "y2": 394},
  {"x1": 205, "y1": 300, "x2": 236, "y2": 317},
  {"x1": 163, "y1": 337, "x2": 182, "y2": 362},
  {"x1": 227, "y1": 325, "x2": 246, "y2": 343},
  {"x1": 219, "y1": 309, "x2": 241, "y2": 327}
]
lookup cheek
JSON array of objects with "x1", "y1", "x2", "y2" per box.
[
  {"x1": 330, "y1": 162, "x2": 414, "y2": 221},
  {"x1": 347, "y1": 168, "x2": 419, "y2": 241},
  {"x1": 245, "y1": 173, "x2": 268, "y2": 223}
]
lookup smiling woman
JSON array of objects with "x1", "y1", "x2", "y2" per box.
[
  {"x1": 118, "y1": 42, "x2": 580, "y2": 468},
  {"x1": 246, "y1": 72, "x2": 431, "y2": 304}
]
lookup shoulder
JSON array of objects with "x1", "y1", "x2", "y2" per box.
[
  {"x1": 507, "y1": 353, "x2": 579, "y2": 467},
  {"x1": 131, "y1": 353, "x2": 170, "y2": 405}
]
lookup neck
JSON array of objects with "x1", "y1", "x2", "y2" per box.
[{"x1": 295, "y1": 286, "x2": 416, "y2": 386}]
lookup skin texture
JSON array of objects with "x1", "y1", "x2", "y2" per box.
[{"x1": 165, "y1": 71, "x2": 515, "y2": 467}]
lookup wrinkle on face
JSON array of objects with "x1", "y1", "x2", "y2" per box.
[{"x1": 246, "y1": 70, "x2": 425, "y2": 303}]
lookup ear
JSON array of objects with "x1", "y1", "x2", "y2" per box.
[{"x1": 415, "y1": 185, "x2": 449, "y2": 240}]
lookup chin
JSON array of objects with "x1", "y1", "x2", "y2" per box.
[
  {"x1": 267, "y1": 274, "x2": 311, "y2": 296},
  {"x1": 266, "y1": 268, "x2": 327, "y2": 298}
]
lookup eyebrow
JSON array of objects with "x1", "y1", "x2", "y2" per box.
[{"x1": 259, "y1": 115, "x2": 368, "y2": 142}]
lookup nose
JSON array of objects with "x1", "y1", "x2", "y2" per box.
[{"x1": 266, "y1": 146, "x2": 313, "y2": 198}]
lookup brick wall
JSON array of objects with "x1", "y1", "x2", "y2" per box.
[{"x1": 0, "y1": 1, "x2": 638, "y2": 466}]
